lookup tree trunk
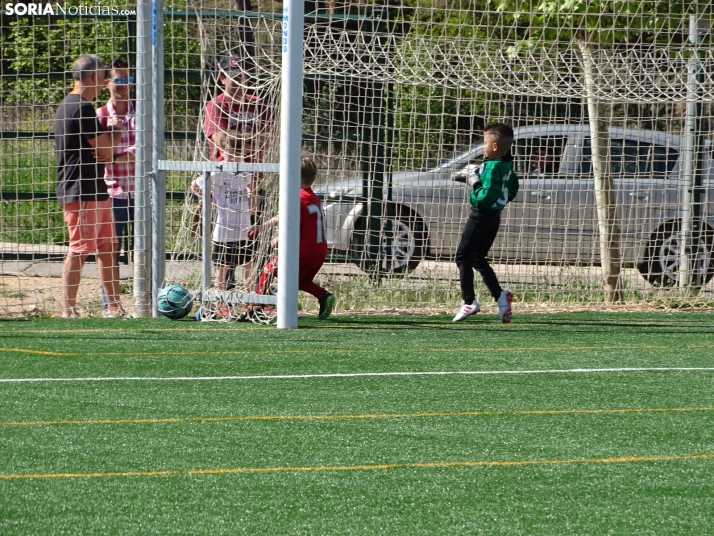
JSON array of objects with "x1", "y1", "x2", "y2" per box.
[{"x1": 577, "y1": 40, "x2": 623, "y2": 303}]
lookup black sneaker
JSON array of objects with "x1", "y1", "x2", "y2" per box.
[{"x1": 318, "y1": 291, "x2": 335, "y2": 320}]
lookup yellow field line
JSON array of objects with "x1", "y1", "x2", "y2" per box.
[
  {"x1": 0, "y1": 347, "x2": 71, "y2": 356},
  {"x1": 3, "y1": 406, "x2": 713, "y2": 427},
  {"x1": 2, "y1": 453, "x2": 713, "y2": 480},
  {"x1": 2, "y1": 342, "x2": 714, "y2": 358}
]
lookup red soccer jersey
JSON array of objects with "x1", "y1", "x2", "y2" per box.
[
  {"x1": 300, "y1": 187, "x2": 328, "y2": 261},
  {"x1": 203, "y1": 92, "x2": 271, "y2": 162}
]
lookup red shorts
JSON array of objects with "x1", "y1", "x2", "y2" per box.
[
  {"x1": 63, "y1": 199, "x2": 117, "y2": 254},
  {"x1": 298, "y1": 256, "x2": 324, "y2": 286},
  {"x1": 257, "y1": 255, "x2": 326, "y2": 300}
]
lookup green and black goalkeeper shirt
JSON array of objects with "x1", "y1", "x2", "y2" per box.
[{"x1": 468, "y1": 155, "x2": 519, "y2": 211}]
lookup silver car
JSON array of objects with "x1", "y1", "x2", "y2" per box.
[{"x1": 316, "y1": 125, "x2": 714, "y2": 285}]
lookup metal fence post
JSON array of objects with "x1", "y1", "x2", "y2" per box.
[
  {"x1": 151, "y1": 0, "x2": 166, "y2": 316},
  {"x1": 680, "y1": 13, "x2": 704, "y2": 290},
  {"x1": 133, "y1": 0, "x2": 153, "y2": 316}
]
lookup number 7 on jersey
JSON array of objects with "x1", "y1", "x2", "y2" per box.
[{"x1": 306, "y1": 204, "x2": 327, "y2": 244}]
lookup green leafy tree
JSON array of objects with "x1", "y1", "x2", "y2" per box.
[{"x1": 391, "y1": 0, "x2": 494, "y2": 169}]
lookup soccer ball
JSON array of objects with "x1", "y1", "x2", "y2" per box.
[{"x1": 157, "y1": 284, "x2": 194, "y2": 320}]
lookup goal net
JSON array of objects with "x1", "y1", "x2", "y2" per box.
[{"x1": 1, "y1": 1, "x2": 714, "y2": 318}]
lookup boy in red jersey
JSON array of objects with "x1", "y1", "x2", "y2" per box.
[{"x1": 249, "y1": 156, "x2": 335, "y2": 320}]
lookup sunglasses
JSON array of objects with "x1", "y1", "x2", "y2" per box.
[{"x1": 110, "y1": 76, "x2": 134, "y2": 85}]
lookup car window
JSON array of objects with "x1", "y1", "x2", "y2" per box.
[
  {"x1": 460, "y1": 156, "x2": 483, "y2": 169},
  {"x1": 512, "y1": 136, "x2": 567, "y2": 177},
  {"x1": 652, "y1": 145, "x2": 679, "y2": 175},
  {"x1": 611, "y1": 139, "x2": 640, "y2": 174},
  {"x1": 429, "y1": 146, "x2": 483, "y2": 171},
  {"x1": 581, "y1": 138, "x2": 678, "y2": 176},
  {"x1": 439, "y1": 154, "x2": 483, "y2": 171}
]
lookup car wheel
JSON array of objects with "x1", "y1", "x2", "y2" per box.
[
  {"x1": 638, "y1": 221, "x2": 714, "y2": 286},
  {"x1": 349, "y1": 208, "x2": 425, "y2": 274}
]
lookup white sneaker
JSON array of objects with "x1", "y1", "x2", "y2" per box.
[
  {"x1": 103, "y1": 305, "x2": 128, "y2": 319},
  {"x1": 497, "y1": 291, "x2": 513, "y2": 323},
  {"x1": 453, "y1": 301, "x2": 480, "y2": 322}
]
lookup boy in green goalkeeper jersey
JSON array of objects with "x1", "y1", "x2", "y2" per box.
[{"x1": 453, "y1": 122, "x2": 519, "y2": 323}]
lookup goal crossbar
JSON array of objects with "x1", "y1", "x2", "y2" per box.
[{"x1": 157, "y1": 161, "x2": 280, "y2": 173}]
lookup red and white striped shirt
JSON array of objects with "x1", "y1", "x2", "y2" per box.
[{"x1": 96, "y1": 100, "x2": 136, "y2": 199}]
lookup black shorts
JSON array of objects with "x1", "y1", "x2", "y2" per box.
[{"x1": 212, "y1": 240, "x2": 254, "y2": 268}]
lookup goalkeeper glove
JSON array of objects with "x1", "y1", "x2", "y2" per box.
[{"x1": 467, "y1": 173, "x2": 482, "y2": 190}]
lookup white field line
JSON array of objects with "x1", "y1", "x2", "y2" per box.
[{"x1": 1, "y1": 367, "x2": 714, "y2": 383}]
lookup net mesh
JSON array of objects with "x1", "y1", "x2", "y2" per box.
[{"x1": 2, "y1": 1, "x2": 714, "y2": 318}]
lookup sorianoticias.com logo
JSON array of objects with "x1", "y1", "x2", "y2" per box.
[{"x1": 4, "y1": 3, "x2": 136, "y2": 15}]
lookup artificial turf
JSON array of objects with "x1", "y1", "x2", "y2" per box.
[{"x1": 1, "y1": 312, "x2": 713, "y2": 534}]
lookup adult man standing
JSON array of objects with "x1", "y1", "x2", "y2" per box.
[
  {"x1": 203, "y1": 55, "x2": 270, "y2": 162},
  {"x1": 97, "y1": 58, "x2": 136, "y2": 259},
  {"x1": 54, "y1": 54, "x2": 124, "y2": 318}
]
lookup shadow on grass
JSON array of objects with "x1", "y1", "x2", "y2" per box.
[{"x1": 299, "y1": 312, "x2": 714, "y2": 333}]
